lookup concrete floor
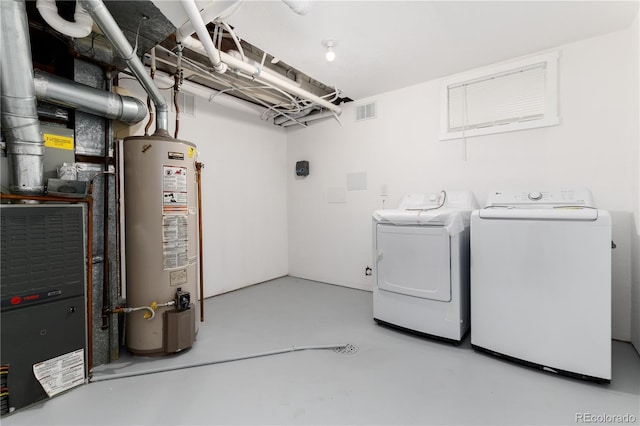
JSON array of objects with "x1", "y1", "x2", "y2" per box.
[{"x1": 4, "y1": 276, "x2": 640, "y2": 425}]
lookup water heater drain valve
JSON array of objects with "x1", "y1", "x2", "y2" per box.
[{"x1": 175, "y1": 288, "x2": 191, "y2": 311}]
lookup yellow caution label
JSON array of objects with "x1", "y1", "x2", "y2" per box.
[
  {"x1": 188, "y1": 147, "x2": 195, "y2": 158},
  {"x1": 43, "y1": 134, "x2": 74, "y2": 151}
]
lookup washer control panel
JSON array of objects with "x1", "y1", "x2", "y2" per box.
[
  {"x1": 484, "y1": 188, "x2": 594, "y2": 208},
  {"x1": 527, "y1": 191, "x2": 543, "y2": 201}
]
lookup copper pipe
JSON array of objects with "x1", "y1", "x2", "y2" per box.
[
  {"x1": 0, "y1": 193, "x2": 94, "y2": 371},
  {"x1": 102, "y1": 74, "x2": 112, "y2": 332},
  {"x1": 114, "y1": 141, "x2": 122, "y2": 300},
  {"x1": 144, "y1": 96, "x2": 154, "y2": 137},
  {"x1": 86, "y1": 196, "x2": 93, "y2": 371},
  {"x1": 144, "y1": 68, "x2": 155, "y2": 137},
  {"x1": 195, "y1": 161, "x2": 204, "y2": 322}
]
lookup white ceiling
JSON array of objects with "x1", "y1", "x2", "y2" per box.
[{"x1": 155, "y1": 0, "x2": 639, "y2": 101}]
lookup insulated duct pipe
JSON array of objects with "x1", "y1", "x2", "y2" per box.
[
  {"x1": 179, "y1": 0, "x2": 339, "y2": 114},
  {"x1": 226, "y1": 50, "x2": 301, "y2": 88},
  {"x1": 181, "y1": 0, "x2": 228, "y2": 74},
  {"x1": 34, "y1": 70, "x2": 147, "y2": 124},
  {"x1": 78, "y1": 0, "x2": 170, "y2": 136},
  {"x1": 175, "y1": 0, "x2": 243, "y2": 42},
  {"x1": 176, "y1": 0, "x2": 308, "y2": 43},
  {"x1": 0, "y1": 0, "x2": 45, "y2": 195},
  {"x1": 281, "y1": 0, "x2": 313, "y2": 15},
  {"x1": 36, "y1": 0, "x2": 93, "y2": 39},
  {"x1": 180, "y1": 35, "x2": 341, "y2": 114}
]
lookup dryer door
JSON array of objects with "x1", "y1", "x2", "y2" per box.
[{"x1": 376, "y1": 224, "x2": 451, "y2": 302}]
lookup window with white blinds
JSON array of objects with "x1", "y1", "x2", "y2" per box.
[{"x1": 440, "y1": 51, "x2": 559, "y2": 140}]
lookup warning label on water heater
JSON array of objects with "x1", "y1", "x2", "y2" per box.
[
  {"x1": 162, "y1": 215, "x2": 189, "y2": 270},
  {"x1": 163, "y1": 165, "x2": 188, "y2": 215}
]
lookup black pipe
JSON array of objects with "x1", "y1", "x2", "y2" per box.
[{"x1": 100, "y1": 71, "x2": 112, "y2": 331}]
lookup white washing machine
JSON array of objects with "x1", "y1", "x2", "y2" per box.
[
  {"x1": 471, "y1": 188, "x2": 611, "y2": 382},
  {"x1": 373, "y1": 190, "x2": 478, "y2": 343}
]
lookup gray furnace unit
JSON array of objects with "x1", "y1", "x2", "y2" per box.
[{"x1": 0, "y1": 204, "x2": 86, "y2": 414}]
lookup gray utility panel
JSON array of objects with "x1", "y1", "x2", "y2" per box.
[{"x1": 0, "y1": 205, "x2": 86, "y2": 413}]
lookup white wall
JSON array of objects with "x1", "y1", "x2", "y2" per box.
[
  {"x1": 118, "y1": 77, "x2": 288, "y2": 298},
  {"x1": 631, "y1": 13, "x2": 640, "y2": 354},
  {"x1": 287, "y1": 27, "x2": 637, "y2": 341}
]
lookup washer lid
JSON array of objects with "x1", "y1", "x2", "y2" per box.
[
  {"x1": 373, "y1": 190, "x2": 477, "y2": 235},
  {"x1": 374, "y1": 208, "x2": 464, "y2": 223}
]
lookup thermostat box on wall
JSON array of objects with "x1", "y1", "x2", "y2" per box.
[{"x1": 296, "y1": 160, "x2": 309, "y2": 176}]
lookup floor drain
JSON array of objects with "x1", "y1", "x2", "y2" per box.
[{"x1": 334, "y1": 344, "x2": 358, "y2": 355}]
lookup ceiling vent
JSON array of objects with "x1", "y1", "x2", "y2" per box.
[{"x1": 356, "y1": 102, "x2": 376, "y2": 122}]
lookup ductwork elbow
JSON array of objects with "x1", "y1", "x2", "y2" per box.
[
  {"x1": 118, "y1": 97, "x2": 148, "y2": 125},
  {"x1": 34, "y1": 70, "x2": 147, "y2": 125},
  {"x1": 36, "y1": 0, "x2": 93, "y2": 39}
]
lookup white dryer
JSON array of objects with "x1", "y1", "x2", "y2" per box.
[
  {"x1": 471, "y1": 188, "x2": 611, "y2": 382},
  {"x1": 373, "y1": 190, "x2": 478, "y2": 343}
]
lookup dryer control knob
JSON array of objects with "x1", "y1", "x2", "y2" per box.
[{"x1": 528, "y1": 191, "x2": 543, "y2": 201}]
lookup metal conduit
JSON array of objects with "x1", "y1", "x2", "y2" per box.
[
  {"x1": 0, "y1": 0, "x2": 45, "y2": 195},
  {"x1": 78, "y1": 0, "x2": 171, "y2": 136},
  {"x1": 34, "y1": 70, "x2": 147, "y2": 125}
]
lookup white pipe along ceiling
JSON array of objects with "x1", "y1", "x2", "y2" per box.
[
  {"x1": 36, "y1": 0, "x2": 93, "y2": 39},
  {"x1": 37, "y1": 0, "x2": 345, "y2": 128},
  {"x1": 177, "y1": 0, "x2": 342, "y2": 121},
  {"x1": 179, "y1": 36, "x2": 341, "y2": 114}
]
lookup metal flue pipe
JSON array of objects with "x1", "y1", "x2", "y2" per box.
[
  {"x1": 0, "y1": 0, "x2": 45, "y2": 195},
  {"x1": 34, "y1": 70, "x2": 147, "y2": 124},
  {"x1": 78, "y1": 0, "x2": 170, "y2": 136}
]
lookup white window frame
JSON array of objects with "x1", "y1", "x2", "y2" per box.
[{"x1": 439, "y1": 51, "x2": 560, "y2": 140}]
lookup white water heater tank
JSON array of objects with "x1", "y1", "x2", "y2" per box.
[{"x1": 123, "y1": 134, "x2": 199, "y2": 355}]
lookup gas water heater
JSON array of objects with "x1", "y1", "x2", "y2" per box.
[{"x1": 123, "y1": 135, "x2": 199, "y2": 355}]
